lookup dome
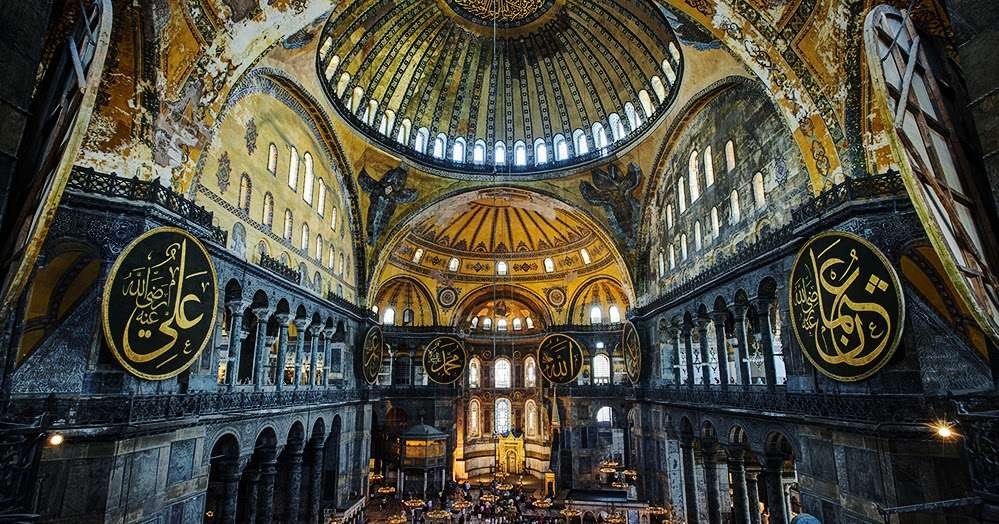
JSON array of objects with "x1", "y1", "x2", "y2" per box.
[
  {"x1": 316, "y1": 0, "x2": 683, "y2": 176},
  {"x1": 386, "y1": 188, "x2": 618, "y2": 280}
]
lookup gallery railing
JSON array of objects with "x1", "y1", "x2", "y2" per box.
[
  {"x1": 4, "y1": 388, "x2": 362, "y2": 427},
  {"x1": 259, "y1": 252, "x2": 302, "y2": 285},
  {"x1": 66, "y1": 166, "x2": 227, "y2": 245}
]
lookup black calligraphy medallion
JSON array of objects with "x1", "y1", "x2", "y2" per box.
[
  {"x1": 101, "y1": 227, "x2": 218, "y2": 381},
  {"x1": 361, "y1": 327, "x2": 384, "y2": 384},
  {"x1": 789, "y1": 231, "x2": 904, "y2": 382},
  {"x1": 622, "y1": 321, "x2": 641, "y2": 384},
  {"x1": 422, "y1": 336, "x2": 467, "y2": 384},
  {"x1": 537, "y1": 334, "x2": 584, "y2": 384}
]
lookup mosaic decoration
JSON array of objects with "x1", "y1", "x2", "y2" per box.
[
  {"x1": 545, "y1": 287, "x2": 566, "y2": 308},
  {"x1": 422, "y1": 336, "x2": 467, "y2": 384},
  {"x1": 788, "y1": 231, "x2": 904, "y2": 382},
  {"x1": 437, "y1": 287, "x2": 458, "y2": 308},
  {"x1": 358, "y1": 167, "x2": 418, "y2": 246},
  {"x1": 622, "y1": 320, "x2": 641, "y2": 384},
  {"x1": 244, "y1": 118, "x2": 257, "y2": 155},
  {"x1": 216, "y1": 152, "x2": 231, "y2": 193},
  {"x1": 537, "y1": 334, "x2": 584, "y2": 384},
  {"x1": 361, "y1": 326, "x2": 385, "y2": 384},
  {"x1": 580, "y1": 163, "x2": 641, "y2": 246},
  {"x1": 101, "y1": 227, "x2": 218, "y2": 380}
]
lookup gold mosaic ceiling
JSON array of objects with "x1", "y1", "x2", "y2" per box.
[{"x1": 317, "y1": 0, "x2": 683, "y2": 174}]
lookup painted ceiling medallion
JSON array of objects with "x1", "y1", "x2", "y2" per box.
[{"x1": 447, "y1": 0, "x2": 549, "y2": 24}]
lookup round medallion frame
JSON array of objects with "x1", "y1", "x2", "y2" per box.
[
  {"x1": 536, "y1": 333, "x2": 585, "y2": 384},
  {"x1": 422, "y1": 336, "x2": 467, "y2": 384}
]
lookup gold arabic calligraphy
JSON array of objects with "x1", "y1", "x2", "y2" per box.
[
  {"x1": 424, "y1": 337, "x2": 465, "y2": 383},
  {"x1": 538, "y1": 335, "x2": 582, "y2": 384}
]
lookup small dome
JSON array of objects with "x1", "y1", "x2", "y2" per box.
[{"x1": 401, "y1": 423, "x2": 448, "y2": 440}]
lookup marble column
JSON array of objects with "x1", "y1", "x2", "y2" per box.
[
  {"x1": 726, "y1": 447, "x2": 750, "y2": 524},
  {"x1": 682, "y1": 324, "x2": 695, "y2": 389},
  {"x1": 286, "y1": 444, "x2": 305, "y2": 522},
  {"x1": 695, "y1": 318, "x2": 712, "y2": 387},
  {"x1": 251, "y1": 308, "x2": 271, "y2": 391},
  {"x1": 245, "y1": 469, "x2": 260, "y2": 524},
  {"x1": 323, "y1": 328, "x2": 335, "y2": 387},
  {"x1": 711, "y1": 312, "x2": 730, "y2": 389},
  {"x1": 225, "y1": 302, "x2": 246, "y2": 390},
  {"x1": 731, "y1": 305, "x2": 751, "y2": 387},
  {"x1": 306, "y1": 439, "x2": 324, "y2": 524},
  {"x1": 309, "y1": 325, "x2": 321, "y2": 389},
  {"x1": 274, "y1": 313, "x2": 291, "y2": 391},
  {"x1": 220, "y1": 461, "x2": 241, "y2": 524},
  {"x1": 294, "y1": 319, "x2": 308, "y2": 389},
  {"x1": 679, "y1": 435, "x2": 699, "y2": 522},
  {"x1": 701, "y1": 439, "x2": 722, "y2": 524},
  {"x1": 746, "y1": 466, "x2": 762, "y2": 524},
  {"x1": 668, "y1": 324, "x2": 682, "y2": 386},
  {"x1": 257, "y1": 457, "x2": 278, "y2": 524},
  {"x1": 754, "y1": 300, "x2": 778, "y2": 389},
  {"x1": 763, "y1": 456, "x2": 787, "y2": 524}
]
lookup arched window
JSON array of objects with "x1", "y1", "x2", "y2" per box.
[
  {"x1": 596, "y1": 405, "x2": 613, "y2": 424},
  {"x1": 609, "y1": 305, "x2": 621, "y2": 323},
  {"x1": 448, "y1": 257, "x2": 460, "y2": 271},
  {"x1": 262, "y1": 192, "x2": 274, "y2": 230},
  {"x1": 415, "y1": 127, "x2": 430, "y2": 153},
  {"x1": 753, "y1": 172, "x2": 766, "y2": 209},
  {"x1": 669, "y1": 42, "x2": 681, "y2": 62},
  {"x1": 625, "y1": 102, "x2": 640, "y2": 131},
  {"x1": 468, "y1": 358, "x2": 481, "y2": 388},
  {"x1": 496, "y1": 261, "x2": 508, "y2": 275},
  {"x1": 651, "y1": 76, "x2": 667, "y2": 102},
  {"x1": 495, "y1": 398, "x2": 511, "y2": 434},
  {"x1": 609, "y1": 113, "x2": 625, "y2": 141},
  {"x1": 494, "y1": 141, "x2": 506, "y2": 165},
  {"x1": 315, "y1": 235, "x2": 323, "y2": 261},
  {"x1": 553, "y1": 134, "x2": 569, "y2": 160},
  {"x1": 580, "y1": 248, "x2": 591, "y2": 264},
  {"x1": 658, "y1": 251, "x2": 665, "y2": 277},
  {"x1": 339, "y1": 252, "x2": 345, "y2": 275},
  {"x1": 379, "y1": 109, "x2": 395, "y2": 136},
  {"x1": 495, "y1": 359, "x2": 511, "y2": 388},
  {"x1": 639, "y1": 90, "x2": 654, "y2": 117},
  {"x1": 725, "y1": 140, "x2": 736, "y2": 173},
  {"x1": 470, "y1": 317, "x2": 478, "y2": 329},
  {"x1": 468, "y1": 399, "x2": 480, "y2": 436},
  {"x1": 473, "y1": 140, "x2": 487, "y2": 165},
  {"x1": 666, "y1": 204, "x2": 674, "y2": 229},
  {"x1": 432, "y1": 133, "x2": 447, "y2": 159},
  {"x1": 543, "y1": 257, "x2": 555, "y2": 273},
  {"x1": 711, "y1": 207, "x2": 720, "y2": 238},
  {"x1": 283, "y1": 210, "x2": 294, "y2": 240},
  {"x1": 590, "y1": 306, "x2": 602, "y2": 324},
  {"x1": 730, "y1": 190, "x2": 741, "y2": 224},
  {"x1": 694, "y1": 221, "x2": 702, "y2": 251},
  {"x1": 301, "y1": 223, "x2": 310, "y2": 251},
  {"x1": 303, "y1": 152, "x2": 315, "y2": 204},
  {"x1": 513, "y1": 141, "x2": 527, "y2": 166},
  {"x1": 592, "y1": 122, "x2": 608, "y2": 150},
  {"x1": 349, "y1": 87, "x2": 364, "y2": 114},
  {"x1": 335, "y1": 72, "x2": 350, "y2": 98},
  {"x1": 331, "y1": 208, "x2": 338, "y2": 231},
  {"x1": 525, "y1": 317, "x2": 534, "y2": 329},
  {"x1": 669, "y1": 244, "x2": 676, "y2": 269},
  {"x1": 662, "y1": 59, "x2": 677, "y2": 84},
  {"x1": 328, "y1": 245, "x2": 335, "y2": 270},
  {"x1": 267, "y1": 143, "x2": 278, "y2": 175},
  {"x1": 573, "y1": 129, "x2": 589, "y2": 155},
  {"x1": 497, "y1": 318, "x2": 508, "y2": 331},
  {"x1": 317, "y1": 180, "x2": 326, "y2": 217},
  {"x1": 681, "y1": 234, "x2": 688, "y2": 260},
  {"x1": 363, "y1": 99, "x2": 377, "y2": 125},
  {"x1": 453, "y1": 137, "x2": 466, "y2": 162},
  {"x1": 525, "y1": 400, "x2": 538, "y2": 436},
  {"x1": 513, "y1": 317, "x2": 522, "y2": 331},
  {"x1": 483, "y1": 317, "x2": 492, "y2": 330},
  {"x1": 593, "y1": 355, "x2": 611, "y2": 384},
  {"x1": 288, "y1": 146, "x2": 299, "y2": 190},
  {"x1": 383, "y1": 307, "x2": 395, "y2": 325},
  {"x1": 677, "y1": 177, "x2": 687, "y2": 213},
  {"x1": 688, "y1": 151, "x2": 700, "y2": 202},
  {"x1": 412, "y1": 248, "x2": 424, "y2": 263},
  {"x1": 402, "y1": 308, "x2": 414, "y2": 326},
  {"x1": 397, "y1": 118, "x2": 412, "y2": 145},
  {"x1": 704, "y1": 146, "x2": 715, "y2": 187},
  {"x1": 323, "y1": 53, "x2": 339, "y2": 79},
  {"x1": 238, "y1": 174, "x2": 251, "y2": 212},
  {"x1": 534, "y1": 139, "x2": 548, "y2": 164}
]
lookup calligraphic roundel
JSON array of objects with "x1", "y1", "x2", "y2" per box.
[
  {"x1": 422, "y1": 336, "x2": 467, "y2": 384},
  {"x1": 361, "y1": 327, "x2": 385, "y2": 385},
  {"x1": 101, "y1": 227, "x2": 218, "y2": 381},
  {"x1": 537, "y1": 334, "x2": 585, "y2": 385},
  {"x1": 621, "y1": 321, "x2": 642, "y2": 384},
  {"x1": 789, "y1": 231, "x2": 905, "y2": 382}
]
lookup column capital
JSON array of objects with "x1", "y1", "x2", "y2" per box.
[
  {"x1": 694, "y1": 316, "x2": 712, "y2": 330},
  {"x1": 726, "y1": 445, "x2": 746, "y2": 461},
  {"x1": 308, "y1": 324, "x2": 323, "y2": 336},
  {"x1": 731, "y1": 303, "x2": 749, "y2": 318},
  {"x1": 274, "y1": 312, "x2": 292, "y2": 324},
  {"x1": 710, "y1": 310, "x2": 729, "y2": 324},
  {"x1": 293, "y1": 317, "x2": 309, "y2": 330},
  {"x1": 226, "y1": 299, "x2": 251, "y2": 312},
  {"x1": 252, "y1": 307, "x2": 273, "y2": 321},
  {"x1": 323, "y1": 328, "x2": 336, "y2": 339}
]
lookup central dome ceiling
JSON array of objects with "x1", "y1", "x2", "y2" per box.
[{"x1": 317, "y1": 0, "x2": 683, "y2": 176}]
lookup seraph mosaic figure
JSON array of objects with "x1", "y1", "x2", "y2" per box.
[
  {"x1": 358, "y1": 166, "x2": 418, "y2": 246},
  {"x1": 580, "y1": 162, "x2": 641, "y2": 246}
]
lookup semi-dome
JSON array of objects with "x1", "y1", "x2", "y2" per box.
[{"x1": 316, "y1": 0, "x2": 683, "y2": 176}]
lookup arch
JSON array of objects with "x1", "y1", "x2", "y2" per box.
[
  {"x1": 596, "y1": 406, "x2": 613, "y2": 425},
  {"x1": 513, "y1": 140, "x2": 527, "y2": 166},
  {"x1": 335, "y1": 73, "x2": 350, "y2": 98},
  {"x1": 524, "y1": 356, "x2": 537, "y2": 387},
  {"x1": 349, "y1": 86, "x2": 364, "y2": 114},
  {"x1": 534, "y1": 138, "x2": 548, "y2": 164},
  {"x1": 752, "y1": 172, "x2": 766, "y2": 209},
  {"x1": 608, "y1": 113, "x2": 625, "y2": 141},
  {"x1": 525, "y1": 399, "x2": 539, "y2": 437},
  {"x1": 494, "y1": 141, "x2": 506, "y2": 164},
  {"x1": 205, "y1": 433, "x2": 241, "y2": 522},
  {"x1": 452, "y1": 137, "x2": 466, "y2": 162},
  {"x1": 472, "y1": 139, "x2": 487, "y2": 164},
  {"x1": 432, "y1": 133, "x2": 447, "y2": 159},
  {"x1": 316, "y1": 179, "x2": 326, "y2": 216},
  {"x1": 302, "y1": 152, "x2": 315, "y2": 204},
  {"x1": 572, "y1": 129, "x2": 588, "y2": 155},
  {"x1": 468, "y1": 357, "x2": 481, "y2": 388},
  {"x1": 495, "y1": 398, "x2": 512, "y2": 434},
  {"x1": 379, "y1": 109, "x2": 395, "y2": 135},
  {"x1": 553, "y1": 134, "x2": 568, "y2": 161},
  {"x1": 372, "y1": 276, "x2": 438, "y2": 326},
  {"x1": 725, "y1": 139, "x2": 736, "y2": 173},
  {"x1": 283, "y1": 209, "x2": 294, "y2": 240},
  {"x1": 688, "y1": 151, "x2": 700, "y2": 202},
  {"x1": 703, "y1": 146, "x2": 715, "y2": 186},
  {"x1": 567, "y1": 277, "x2": 631, "y2": 326},
  {"x1": 494, "y1": 358, "x2": 512, "y2": 389},
  {"x1": 592, "y1": 354, "x2": 611, "y2": 384},
  {"x1": 267, "y1": 143, "x2": 278, "y2": 174},
  {"x1": 591, "y1": 122, "x2": 608, "y2": 150},
  {"x1": 238, "y1": 174, "x2": 252, "y2": 212},
  {"x1": 651, "y1": 76, "x2": 667, "y2": 102},
  {"x1": 288, "y1": 146, "x2": 299, "y2": 190},
  {"x1": 468, "y1": 398, "x2": 481, "y2": 437},
  {"x1": 397, "y1": 118, "x2": 412, "y2": 144},
  {"x1": 624, "y1": 102, "x2": 640, "y2": 131},
  {"x1": 415, "y1": 127, "x2": 430, "y2": 154},
  {"x1": 321, "y1": 415, "x2": 342, "y2": 510},
  {"x1": 730, "y1": 190, "x2": 741, "y2": 223},
  {"x1": 639, "y1": 90, "x2": 654, "y2": 117}
]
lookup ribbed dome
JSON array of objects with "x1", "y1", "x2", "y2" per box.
[{"x1": 316, "y1": 0, "x2": 683, "y2": 176}]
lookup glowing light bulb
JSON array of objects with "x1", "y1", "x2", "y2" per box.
[
  {"x1": 936, "y1": 425, "x2": 953, "y2": 438},
  {"x1": 48, "y1": 433, "x2": 64, "y2": 446}
]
